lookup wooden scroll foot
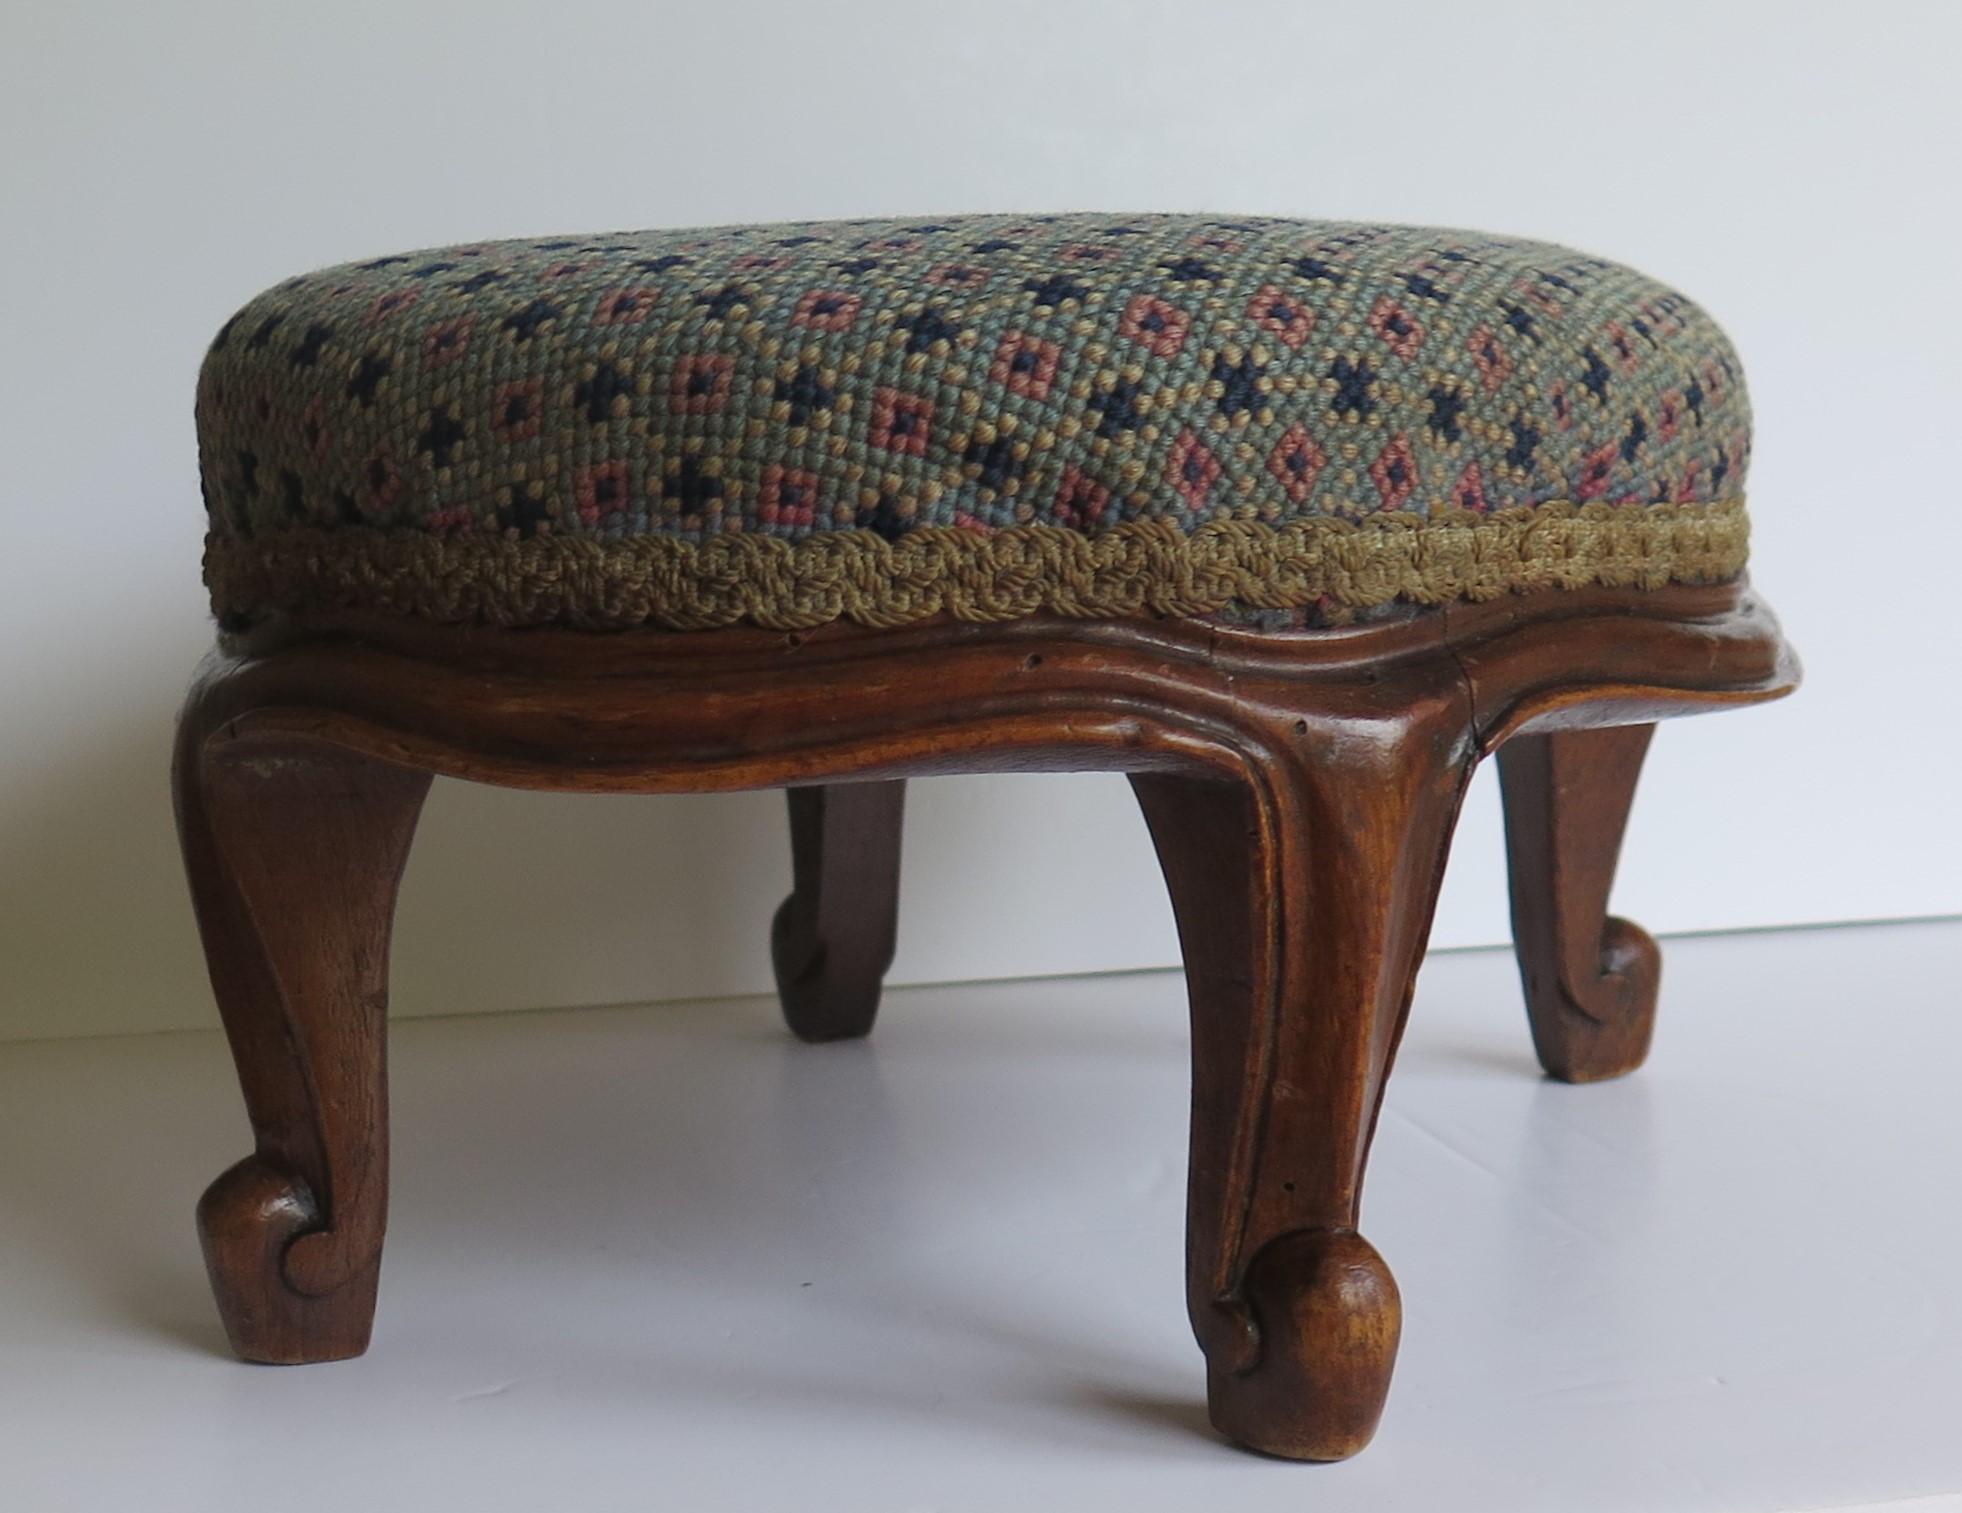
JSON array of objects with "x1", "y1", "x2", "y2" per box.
[
  {"x1": 771, "y1": 781, "x2": 905, "y2": 1043},
  {"x1": 174, "y1": 679, "x2": 429, "y2": 1363},
  {"x1": 1134, "y1": 685, "x2": 1474, "y2": 1460},
  {"x1": 1498, "y1": 724, "x2": 1660, "y2": 1083},
  {"x1": 1206, "y1": 1228, "x2": 1401, "y2": 1460},
  {"x1": 196, "y1": 1155, "x2": 371, "y2": 1364}
]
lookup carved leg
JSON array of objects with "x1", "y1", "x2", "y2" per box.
[
  {"x1": 771, "y1": 781, "x2": 905, "y2": 1042},
  {"x1": 174, "y1": 697, "x2": 429, "y2": 1364},
  {"x1": 1498, "y1": 724, "x2": 1660, "y2": 1083},
  {"x1": 1133, "y1": 712, "x2": 1473, "y2": 1460}
]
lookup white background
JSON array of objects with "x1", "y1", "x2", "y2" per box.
[{"x1": 2, "y1": 1, "x2": 1958, "y2": 1042}]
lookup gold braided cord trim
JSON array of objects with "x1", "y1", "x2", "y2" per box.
[{"x1": 205, "y1": 499, "x2": 1749, "y2": 632}]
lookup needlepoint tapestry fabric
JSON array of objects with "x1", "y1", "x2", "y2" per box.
[{"x1": 196, "y1": 213, "x2": 1751, "y2": 630}]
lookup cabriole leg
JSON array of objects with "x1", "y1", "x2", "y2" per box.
[
  {"x1": 771, "y1": 781, "x2": 905, "y2": 1042},
  {"x1": 174, "y1": 695, "x2": 429, "y2": 1364},
  {"x1": 1133, "y1": 711, "x2": 1473, "y2": 1459},
  {"x1": 1498, "y1": 724, "x2": 1660, "y2": 1083}
]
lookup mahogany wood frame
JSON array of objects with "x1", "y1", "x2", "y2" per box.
[{"x1": 173, "y1": 580, "x2": 1796, "y2": 1460}]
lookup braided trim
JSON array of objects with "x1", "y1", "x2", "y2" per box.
[{"x1": 205, "y1": 499, "x2": 1748, "y2": 631}]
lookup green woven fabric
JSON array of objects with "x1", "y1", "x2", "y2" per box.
[{"x1": 196, "y1": 213, "x2": 1750, "y2": 628}]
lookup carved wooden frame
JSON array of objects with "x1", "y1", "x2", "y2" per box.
[{"x1": 173, "y1": 580, "x2": 1796, "y2": 1459}]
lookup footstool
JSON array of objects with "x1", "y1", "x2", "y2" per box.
[{"x1": 178, "y1": 213, "x2": 1797, "y2": 1459}]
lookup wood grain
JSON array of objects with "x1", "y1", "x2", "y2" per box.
[
  {"x1": 174, "y1": 707, "x2": 428, "y2": 1363},
  {"x1": 1499, "y1": 724, "x2": 1660, "y2": 1082},
  {"x1": 174, "y1": 579, "x2": 1797, "y2": 1456}
]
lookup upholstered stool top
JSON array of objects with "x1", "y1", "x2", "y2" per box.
[{"x1": 197, "y1": 214, "x2": 1750, "y2": 630}]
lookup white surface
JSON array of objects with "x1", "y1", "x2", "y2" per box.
[
  {"x1": 3, "y1": 3, "x2": 1960, "y2": 1041},
  {"x1": 1, "y1": 919, "x2": 1958, "y2": 1510}
]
